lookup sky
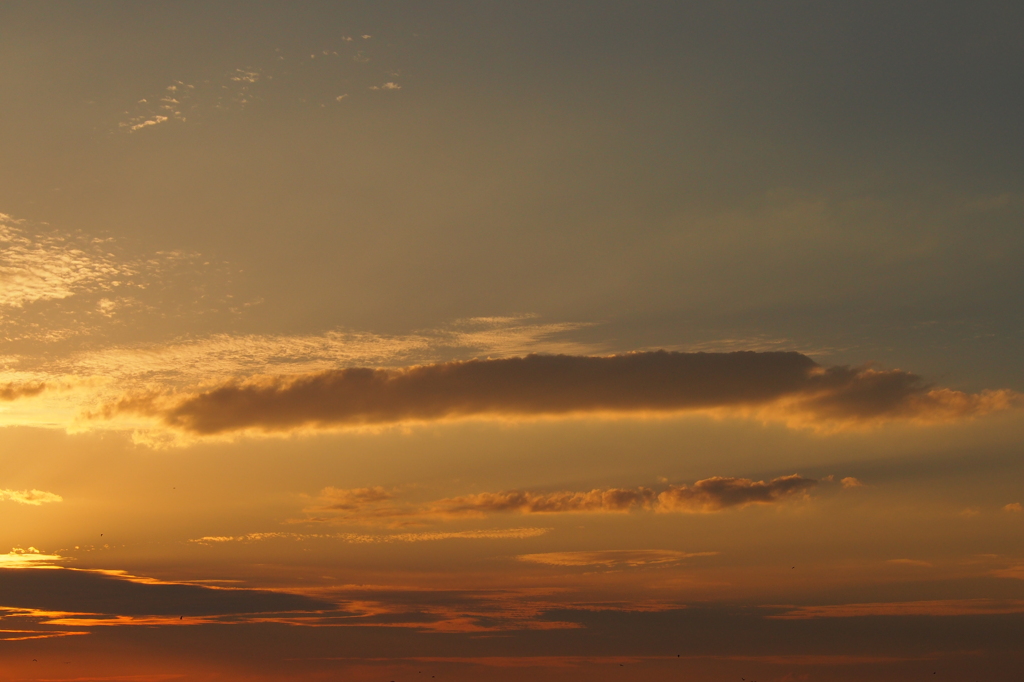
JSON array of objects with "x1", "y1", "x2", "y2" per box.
[{"x1": 1, "y1": 1, "x2": 1023, "y2": 680}]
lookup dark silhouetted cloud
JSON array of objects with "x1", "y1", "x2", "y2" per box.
[
  {"x1": 98, "y1": 351, "x2": 1016, "y2": 436},
  {"x1": 0, "y1": 567, "x2": 336, "y2": 619}
]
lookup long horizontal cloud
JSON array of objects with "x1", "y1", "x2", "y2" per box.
[
  {"x1": 0, "y1": 566, "x2": 336, "y2": 619},
  {"x1": 770, "y1": 599, "x2": 1024, "y2": 619},
  {"x1": 435, "y1": 476, "x2": 815, "y2": 517},
  {"x1": 98, "y1": 351, "x2": 1017, "y2": 435},
  {"x1": 430, "y1": 488, "x2": 658, "y2": 516},
  {"x1": 517, "y1": 550, "x2": 717, "y2": 567},
  {"x1": 307, "y1": 475, "x2": 818, "y2": 524},
  {"x1": 189, "y1": 527, "x2": 551, "y2": 545}
]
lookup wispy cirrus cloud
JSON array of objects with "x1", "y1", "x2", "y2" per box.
[
  {"x1": 769, "y1": 599, "x2": 1024, "y2": 619},
  {"x1": 58, "y1": 316, "x2": 594, "y2": 387},
  {"x1": 0, "y1": 215, "x2": 134, "y2": 310},
  {"x1": 188, "y1": 527, "x2": 551, "y2": 545},
  {"x1": 517, "y1": 550, "x2": 716, "y2": 568},
  {"x1": 0, "y1": 212, "x2": 236, "y2": 346},
  {"x1": 118, "y1": 35, "x2": 404, "y2": 134},
  {"x1": 0, "y1": 313, "x2": 596, "y2": 436},
  {"x1": 98, "y1": 351, "x2": 1016, "y2": 438}
]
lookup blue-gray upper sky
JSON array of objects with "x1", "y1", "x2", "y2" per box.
[{"x1": 3, "y1": 1, "x2": 1022, "y2": 389}]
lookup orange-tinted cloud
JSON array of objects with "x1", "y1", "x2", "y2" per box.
[
  {"x1": 0, "y1": 382, "x2": 46, "y2": 401},
  {"x1": 429, "y1": 488, "x2": 658, "y2": 517},
  {"x1": 517, "y1": 550, "x2": 716, "y2": 567},
  {"x1": 769, "y1": 598, "x2": 1024, "y2": 619},
  {"x1": 0, "y1": 489, "x2": 63, "y2": 506},
  {"x1": 99, "y1": 351, "x2": 1017, "y2": 435},
  {"x1": 188, "y1": 528, "x2": 551, "y2": 545},
  {"x1": 657, "y1": 474, "x2": 816, "y2": 513},
  {"x1": 304, "y1": 475, "x2": 818, "y2": 525}
]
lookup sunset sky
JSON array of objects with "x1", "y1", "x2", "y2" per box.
[{"x1": 2, "y1": 2, "x2": 1023, "y2": 681}]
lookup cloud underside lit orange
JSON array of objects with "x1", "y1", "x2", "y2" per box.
[{"x1": 100, "y1": 351, "x2": 1017, "y2": 435}]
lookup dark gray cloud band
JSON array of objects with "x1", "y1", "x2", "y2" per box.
[{"x1": 103, "y1": 351, "x2": 1015, "y2": 435}]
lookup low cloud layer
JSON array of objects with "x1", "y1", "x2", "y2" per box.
[{"x1": 99, "y1": 351, "x2": 1017, "y2": 436}]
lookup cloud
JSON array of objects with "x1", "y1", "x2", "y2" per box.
[
  {"x1": 429, "y1": 488, "x2": 657, "y2": 517},
  {"x1": 318, "y1": 486, "x2": 395, "y2": 510},
  {"x1": 0, "y1": 212, "x2": 230, "y2": 346},
  {"x1": 304, "y1": 475, "x2": 819, "y2": 525},
  {"x1": 98, "y1": 351, "x2": 1018, "y2": 436},
  {"x1": 769, "y1": 599, "x2": 1024, "y2": 619},
  {"x1": 0, "y1": 566, "x2": 337, "y2": 628},
  {"x1": 0, "y1": 381, "x2": 46, "y2": 401},
  {"x1": 841, "y1": 476, "x2": 864, "y2": 488},
  {"x1": 0, "y1": 316, "x2": 597, "y2": 436},
  {"x1": 43, "y1": 318, "x2": 594, "y2": 389},
  {"x1": 188, "y1": 527, "x2": 551, "y2": 545},
  {"x1": 991, "y1": 565, "x2": 1024, "y2": 580},
  {"x1": 1003, "y1": 503, "x2": 1022, "y2": 512},
  {"x1": 0, "y1": 489, "x2": 63, "y2": 505},
  {"x1": 0, "y1": 216, "x2": 131, "y2": 309},
  {"x1": 517, "y1": 550, "x2": 716, "y2": 567},
  {"x1": 656, "y1": 474, "x2": 817, "y2": 512},
  {"x1": 0, "y1": 547, "x2": 66, "y2": 567}
]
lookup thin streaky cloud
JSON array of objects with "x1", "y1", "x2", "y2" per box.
[
  {"x1": 188, "y1": 528, "x2": 551, "y2": 545},
  {"x1": 429, "y1": 488, "x2": 658, "y2": 517},
  {"x1": 517, "y1": 550, "x2": 717, "y2": 567},
  {"x1": 0, "y1": 547, "x2": 66, "y2": 566},
  {"x1": 305, "y1": 475, "x2": 819, "y2": 524},
  {"x1": 769, "y1": 598, "x2": 1024, "y2": 619}
]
